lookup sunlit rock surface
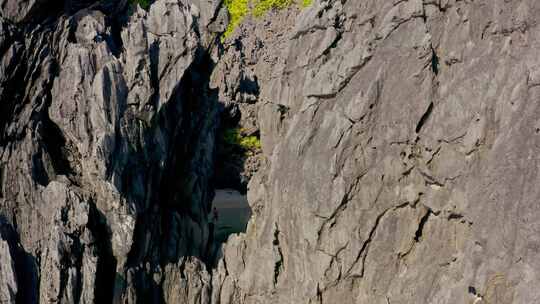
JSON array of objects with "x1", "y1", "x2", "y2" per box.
[{"x1": 1, "y1": 0, "x2": 540, "y2": 303}]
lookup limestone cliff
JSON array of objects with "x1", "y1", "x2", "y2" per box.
[{"x1": 1, "y1": 0, "x2": 540, "y2": 303}]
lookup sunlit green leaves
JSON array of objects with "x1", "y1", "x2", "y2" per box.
[
  {"x1": 222, "y1": 0, "x2": 312, "y2": 39},
  {"x1": 223, "y1": 128, "x2": 262, "y2": 152}
]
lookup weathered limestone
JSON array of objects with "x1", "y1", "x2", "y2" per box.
[
  {"x1": 0, "y1": 0, "x2": 220, "y2": 302},
  {"x1": 1, "y1": 0, "x2": 540, "y2": 303},
  {"x1": 211, "y1": 1, "x2": 540, "y2": 303},
  {"x1": 0, "y1": 238, "x2": 17, "y2": 304}
]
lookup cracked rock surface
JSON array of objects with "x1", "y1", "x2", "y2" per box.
[
  {"x1": 0, "y1": 0, "x2": 221, "y2": 302},
  {"x1": 211, "y1": 1, "x2": 540, "y2": 303},
  {"x1": 1, "y1": 0, "x2": 540, "y2": 303}
]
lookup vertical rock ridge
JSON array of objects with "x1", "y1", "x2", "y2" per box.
[{"x1": 0, "y1": 0, "x2": 223, "y2": 302}]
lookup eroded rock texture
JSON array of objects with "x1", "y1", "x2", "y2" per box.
[
  {"x1": 212, "y1": 1, "x2": 540, "y2": 303},
  {"x1": 1, "y1": 0, "x2": 540, "y2": 303},
  {"x1": 0, "y1": 0, "x2": 223, "y2": 302}
]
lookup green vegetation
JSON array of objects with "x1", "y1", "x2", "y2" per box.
[
  {"x1": 301, "y1": 0, "x2": 312, "y2": 7},
  {"x1": 131, "y1": 0, "x2": 151, "y2": 10},
  {"x1": 222, "y1": 0, "x2": 312, "y2": 39},
  {"x1": 223, "y1": 128, "x2": 262, "y2": 151},
  {"x1": 253, "y1": 0, "x2": 294, "y2": 17},
  {"x1": 130, "y1": 0, "x2": 151, "y2": 10},
  {"x1": 223, "y1": 0, "x2": 250, "y2": 38}
]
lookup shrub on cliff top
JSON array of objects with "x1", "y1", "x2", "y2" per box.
[
  {"x1": 223, "y1": 0, "x2": 312, "y2": 39},
  {"x1": 223, "y1": 0, "x2": 250, "y2": 38}
]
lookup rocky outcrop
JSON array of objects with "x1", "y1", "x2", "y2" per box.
[
  {"x1": 1, "y1": 0, "x2": 540, "y2": 303},
  {"x1": 0, "y1": 234, "x2": 17, "y2": 304},
  {"x1": 210, "y1": 1, "x2": 540, "y2": 303},
  {"x1": 0, "y1": 0, "x2": 224, "y2": 302}
]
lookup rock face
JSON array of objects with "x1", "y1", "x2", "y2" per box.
[
  {"x1": 1, "y1": 0, "x2": 540, "y2": 303},
  {"x1": 0, "y1": 0, "x2": 222, "y2": 302},
  {"x1": 0, "y1": 233, "x2": 17, "y2": 304},
  {"x1": 211, "y1": 1, "x2": 540, "y2": 303}
]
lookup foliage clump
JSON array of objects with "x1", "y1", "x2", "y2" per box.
[
  {"x1": 223, "y1": 0, "x2": 250, "y2": 38},
  {"x1": 223, "y1": 0, "x2": 312, "y2": 38},
  {"x1": 223, "y1": 128, "x2": 262, "y2": 151},
  {"x1": 301, "y1": 0, "x2": 312, "y2": 7},
  {"x1": 130, "y1": 0, "x2": 152, "y2": 10},
  {"x1": 253, "y1": 0, "x2": 294, "y2": 17}
]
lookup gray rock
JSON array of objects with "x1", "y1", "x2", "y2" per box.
[
  {"x1": 0, "y1": 0, "x2": 219, "y2": 302},
  {"x1": 0, "y1": 238, "x2": 17, "y2": 304},
  {"x1": 2, "y1": 0, "x2": 540, "y2": 303},
  {"x1": 211, "y1": 0, "x2": 540, "y2": 303},
  {"x1": 0, "y1": 0, "x2": 46, "y2": 23}
]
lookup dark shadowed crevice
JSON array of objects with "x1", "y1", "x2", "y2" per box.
[
  {"x1": 0, "y1": 215, "x2": 39, "y2": 304},
  {"x1": 71, "y1": 235, "x2": 84, "y2": 303},
  {"x1": 64, "y1": 0, "x2": 97, "y2": 14},
  {"x1": 415, "y1": 102, "x2": 433, "y2": 133},
  {"x1": 209, "y1": 85, "x2": 259, "y2": 265},
  {"x1": 345, "y1": 202, "x2": 390, "y2": 278},
  {"x1": 431, "y1": 47, "x2": 439, "y2": 75},
  {"x1": 0, "y1": 45, "x2": 27, "y2": 145},
  {"x1": 19, "y1": 0, "x2": 64, "y2": 25},
  {"x1": 414, "y1": 209, "x2": 432, "y2": 242},
  {"x1": 37, "y1": 55, "x2": 79, "y2": 185},
  {"x1": 238, "y1": 75, "x2": 260, "y2": 103},
  {"x1": 120, "y1": 45, "x2": 221, "y2": 296},
  {"x1": 0, "y1": 167, "x2": 3, "y2": 199},
  {"x1": 272, "y1": 224, "x2": 284, "y2": 286},
  {"x1": 106, "y1": 13, "x2": 127, "y2": 58},
  {"x1": 57, "y1": 246, "x2": 72, "y2": 304},
  {"x1": 316, "y1": 284, "x2": 323, "y2": 304},
  {"x1": 31, "y1": 150, "x2": 50, "y2": 186},
  {"x1": 87, "y1": 201, "x2": 117, "y2": 303},
  {"x1": 323, "y1": 30, "x2": 343, "y2": 57},
  {"x1": 164, "y1": 48, "x2": 220, "y2": 264},
  {"x1": 41, "y1": 116, "x2": 75, "y2": 177},
  {"x1": 213, "y1": 101, "x2": 262, "y2": 193},
  {"x1": 154, "y1": 46, "x2": 217, "y2": 214},
  {"x1": 125, "y1": 211, "x2": 153, "y2": 268}
]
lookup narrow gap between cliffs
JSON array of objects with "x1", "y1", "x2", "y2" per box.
[
  {"x1": 206, "y1": 76, "x2": 262, "y2": 265},
  {"x1": 88, "y1": 200, "x2": 117, "y2": 303}
]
